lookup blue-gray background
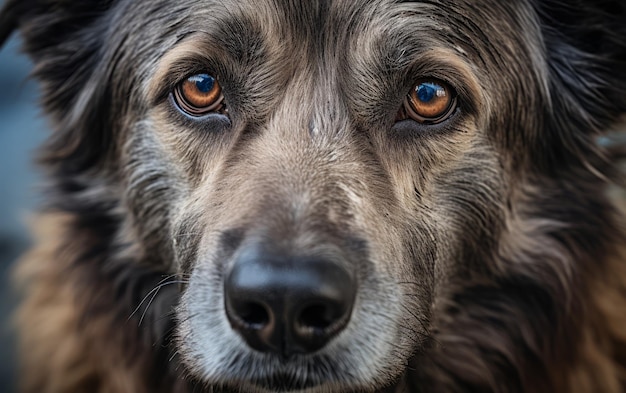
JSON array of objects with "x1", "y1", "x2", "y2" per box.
[{"x1": 0, "y1": 31, "x2": 47, "y2": 392}]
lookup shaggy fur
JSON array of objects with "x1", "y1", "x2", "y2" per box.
[{"x1": 1, "y1": 0, "x2": 626, "y2": 392}]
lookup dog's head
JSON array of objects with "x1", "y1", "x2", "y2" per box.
[{"x1": 2, "y1": 0, "x2": 625, "y2": 392}]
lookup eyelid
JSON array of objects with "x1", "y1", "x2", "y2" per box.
[
  {"x1": 146, "y1": 34, "x2": 231, "y2": 106},
  {"x1": 149, "y1": 64, "x2": 217, "y2": 106},
  {"x1": 172, "y1": 73, "x2": 228, "y2": 117},
  {"x1": 402, "y1": 50, "x2": 484, "y2": 117}
]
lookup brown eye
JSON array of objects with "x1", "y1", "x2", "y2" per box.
[
  {"x1": 400, "y1": 79, "x2": 456, "y2": 124},
  {"x1": 174, "y1": 73, "x2": 225, "y2": 116}
]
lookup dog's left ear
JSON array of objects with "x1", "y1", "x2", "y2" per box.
[{"x1": 535, "y1": 0, "x2": 626, "y2": 134}]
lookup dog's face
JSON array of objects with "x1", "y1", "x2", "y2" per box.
[
  {"x1": 2, "y1": 0, "x2": 625, "y2": 392},
  {"x1": 133, "y1": 1, "x2": 525, "y2": 390}
]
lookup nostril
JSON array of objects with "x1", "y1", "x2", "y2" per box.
[
  {"x1": 232, "y1": 301, "x2": 271, "y2": 329},
  {"x1": 297, "y1": 303, "x2": 343, "y2": 333}
]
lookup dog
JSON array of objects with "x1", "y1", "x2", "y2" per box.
[{"x1": 1, "y1": 0, "x2": 626, "y2": 392}]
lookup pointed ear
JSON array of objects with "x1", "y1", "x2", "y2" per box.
[{"x1": 536, "y1": 0, "x2": 626, "y2": 133}]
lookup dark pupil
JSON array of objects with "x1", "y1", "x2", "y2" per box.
[
  {"x1": 417, "y1": 83, "x2": 439, "y2": 103},
  {"x1": 190, "y1": 74, "x2": 214, "y2": 93}
]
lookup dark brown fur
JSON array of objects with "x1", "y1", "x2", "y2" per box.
[{"x1": 1, "y1": 0, "x2": 626, "y2": 392}]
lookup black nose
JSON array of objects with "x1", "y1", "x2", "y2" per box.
[{"x1": 224, "y1": 246, "x2": 356, "y2": 357}]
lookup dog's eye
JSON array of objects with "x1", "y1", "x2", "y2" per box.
[
  {"x1": 173, "y1": 74, "x2": 225, "y2": 116},
  {"x1": 399, "y1": 80, "x2": 456, "y2": 124}
]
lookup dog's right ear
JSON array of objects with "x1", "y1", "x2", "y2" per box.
[
  {"x1": 0, "y1": 0, "x2": 117, "y2": 51},
  {"x1": 0, "y1": 0, "x2": 119, "y2": 173}
]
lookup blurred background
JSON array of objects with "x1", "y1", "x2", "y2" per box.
[{"x1": 0, "y1": 31, "x2": 48, "y2": 391}]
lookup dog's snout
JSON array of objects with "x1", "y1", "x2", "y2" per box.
[{"x1": 224, "y1": 245, "x2": 356, "y2": 357}]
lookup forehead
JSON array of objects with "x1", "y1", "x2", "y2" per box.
[{"x1": 115, "y1": 0, "x2": 529, "y2": 62}]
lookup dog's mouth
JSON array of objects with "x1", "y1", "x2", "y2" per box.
[
  {"x1": 210, "y1": 354, "x2": 412, "y2": 393},
  {"x1": 243, "y1": 372, "x2": 330, "y2": 392},
  {"x1": 216, "y1": 356, "x2": 347, "y2": 392},
  {"x1": 185, "y1": 349, "x2": 410, "y2": 393},
  {"x1": 231, "y1": 372, "x2": 405, "y2": 393}
]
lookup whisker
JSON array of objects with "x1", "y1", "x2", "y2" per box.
[
  {"x1": 128, "y1": 279, "x2": 189, "y2": 321},
  {"x1": 139, "y1": 284, "x2": 162, "y2": 326}
]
